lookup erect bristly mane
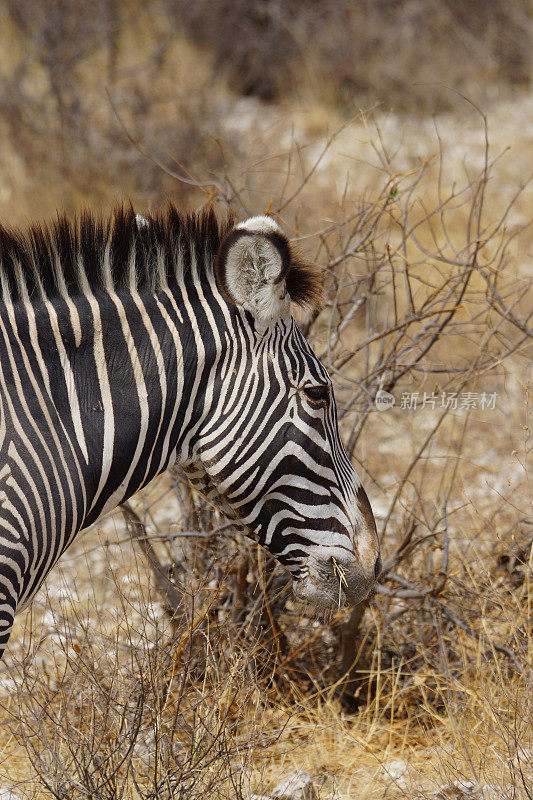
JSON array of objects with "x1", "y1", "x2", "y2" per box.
[{"x1": 0, "y1": 205, "x2": 322, "y2": 310}]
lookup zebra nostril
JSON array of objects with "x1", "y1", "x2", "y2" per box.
[{"x1": 374, "y1": 554, "x2": 382, "y2": 581}]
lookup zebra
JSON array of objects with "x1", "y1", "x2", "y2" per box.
[{"x1": 0, "y1": 206, "x2": 380, "y2": 661}]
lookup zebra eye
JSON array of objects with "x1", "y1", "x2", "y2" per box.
[{"x1": 303, "y1": 384, "x2": 330, "y2": 403}]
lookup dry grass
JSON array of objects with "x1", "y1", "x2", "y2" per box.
[
  {"x1": 0, "y1": 471, "x2": 529, "y2": 798},
  {"x1": 0, "y1": 7, "x2": 531, "y2": 798},
  {"x1": 1, "y1": 121, "x2": 531, "y2": 796}
]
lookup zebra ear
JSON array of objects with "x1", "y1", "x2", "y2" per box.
[{"x1": 215, "y1": 216, "x2": 292, "y2": 322}]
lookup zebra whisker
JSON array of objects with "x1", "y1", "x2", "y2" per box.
[{"x1": 331, "y1": 555, "x2": 349, "y2": 610}]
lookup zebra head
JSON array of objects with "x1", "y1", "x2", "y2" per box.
[{"x1": 186, "y1": 215, "x2": 380, "y2": 612}]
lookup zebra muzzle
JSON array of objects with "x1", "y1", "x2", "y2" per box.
[{"x1": 292, "y1": 548, "x2": 380, "y2": 610}]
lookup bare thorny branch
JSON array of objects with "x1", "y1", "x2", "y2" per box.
[{"x1": 3, "y1": 111, "x2": 531, "y2": 796}]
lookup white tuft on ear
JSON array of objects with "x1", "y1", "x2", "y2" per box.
[
  {"x1": 235, "y1": 215, "x2": 282, "y2": 235},
  {"x1": 216, "y1": 216, "x2": 291, "y2": 323}
]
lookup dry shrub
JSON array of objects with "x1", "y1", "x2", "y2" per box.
[
  {"x1": 0, "y1": 0, "x2": 228, "y2": 219},
  {"x1": 0, "y1": 112, "x2": 531, "y2": 798},
  {"x1": 1, "y1": 0, "x2": 532, "y2": 231},
  {"x1": 2, "y1": 493, "x2": 289, "y2": 799},
  {"x1": 138, "y1": 113, "x2": 531, "y2": 792}
]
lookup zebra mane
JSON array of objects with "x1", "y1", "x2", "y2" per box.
[
  {"x1": 0, "y1": 205, "x2": 234, "y2": 304},
  {"x1": 0, "y1": 205, "x2": 323, "y2": 310}
]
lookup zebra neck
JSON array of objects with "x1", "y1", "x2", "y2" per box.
[
  {"x1": 78, "y1": 282, "x2": 224, "y2": 527},
  {"x1": 0, "y1": 276, "x2": 231, "y2": 533}
]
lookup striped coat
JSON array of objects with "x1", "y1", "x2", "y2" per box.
[{"x1": 0, "y1": 207, "x2": 380, "y2": 659}]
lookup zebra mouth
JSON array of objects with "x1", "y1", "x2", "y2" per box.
[
  {"x1": 291, "y1": 559, "x2": 377, "y2": 611},
  {"x1": 291, "y1": 573, "x2": 352, "y2": 611}
]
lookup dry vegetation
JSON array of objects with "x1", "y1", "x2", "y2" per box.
[
  {"x1": 171, "y1": 0, "x2": 532, "y2": 110},
  {"x1": 0, "y1": 2, "x2": 531, "y2": 798}
]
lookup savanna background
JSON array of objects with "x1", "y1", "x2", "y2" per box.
[{"x1": 0, "y1": 2, "x2": 531, "y2": 798}]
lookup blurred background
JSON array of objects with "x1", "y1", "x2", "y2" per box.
[
  {"x1": 0, "y1": 3, "x2": 531, "y2": 799},
  {"x1": 0, "y1": 0, "x2": 532, "y2": 221}
]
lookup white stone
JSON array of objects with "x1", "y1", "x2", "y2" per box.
[
  {"x1": 272, "y1": 770, "x2": 318, "y2": 800},
  {"x1": 433, "y1": 782, "x2": 477, "y2": 800},
  {"x1": 383, "y1": 759, "x2": 408, "y2": 780}
]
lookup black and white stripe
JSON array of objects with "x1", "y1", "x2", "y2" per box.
[{"x1": 0, "y1": 207, "x2": 380, "y2": 660}]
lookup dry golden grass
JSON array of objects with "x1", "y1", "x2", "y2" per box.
[
  {"x1": 0, "y1": 9, "x2": 531, "y2": 799},
  {"x1": 0, "y1": 475, "x2": 529, "y2": 798}
]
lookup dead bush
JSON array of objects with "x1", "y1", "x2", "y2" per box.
[
  {"x1": 0, "y1": 112, "x2": 531, "y2": 798},
  {"x1": 0, "y1": 0, "x2": 227, "y2": 216}
]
